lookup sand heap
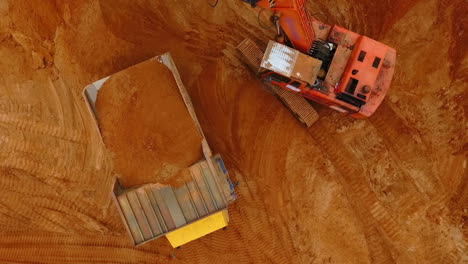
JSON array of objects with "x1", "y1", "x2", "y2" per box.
[{"x1": 95, "y1": 59, "x2": 202, "y2": 187}]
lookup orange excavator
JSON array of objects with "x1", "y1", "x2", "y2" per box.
[{"x1": 236, "y1": 0, "x2": 396, "y2": 126}]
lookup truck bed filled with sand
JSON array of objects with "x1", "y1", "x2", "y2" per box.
[{"x1": 95, "y1": 59, "x2": 202, "y2": 187}]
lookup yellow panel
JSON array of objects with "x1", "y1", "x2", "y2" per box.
[{"x1": 165, "y1": 210, "x2": 229, "y2": 248}]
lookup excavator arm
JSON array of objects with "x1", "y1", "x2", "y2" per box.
[{"x1": 242, "y1": 0, "x2": 315, "y2": 53}]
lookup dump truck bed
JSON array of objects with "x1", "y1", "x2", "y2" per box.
[{"x1": 83, "y1": 53, "x2": 236, "y2": 248}]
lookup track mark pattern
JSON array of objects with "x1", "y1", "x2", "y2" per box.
[
  {"x1": 0, "y1": 113, "x2": 86, "y2": 143},
  {"x1": 307, "y1": 117, "x2": 414, "y2": 260},
  {"x1": 0, "y1": 100, "x2": 41, "y2": 116}
]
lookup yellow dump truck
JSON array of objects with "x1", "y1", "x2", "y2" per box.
[{"x1": 83, "y1": 53, "x2": 237, "y2": 248}]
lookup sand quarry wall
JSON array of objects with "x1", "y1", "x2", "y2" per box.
[{"x1": 0, "y1": 0, "x2": 466, "y2": 263}]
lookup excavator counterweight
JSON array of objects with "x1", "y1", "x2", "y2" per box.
[{"x1": 237, "y1": 39, "x2": 319, "y2": 127}]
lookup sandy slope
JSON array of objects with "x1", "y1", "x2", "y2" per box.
[{"x1": 0, "y1": 0, "x2": 465, "y2": 263}]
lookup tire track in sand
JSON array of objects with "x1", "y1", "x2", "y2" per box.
[
  {"x1": 0, "y1": 134, "x2": 86, "y2": 168},
  {"x1": 368, "y1": 104, "x2": 462, "y2": 263},
  {"x1": 230, "y1": 172, "x2": 290, "y2": 264},
  {"x1": 178, "y1": 170, "x2": 291, "y2": 263},
  {"x1": 309, "y1": 117, "x2": 403, "y2": 240},
  {"x1": 0, "y1": 113, "x2": 86, "y2": 143},
  {"x1": 0, "y1": 168, "x2": 116, "y2": 233},
  {"x1": 369, "y1": 103, "x2": 446, "y2": 202},
  {"x1": 307, "y1": 117, "x2": 411, "y2": 262},
  {"x1": 0, "y1": 100, "x2": 42, "y2": 117},
  {"x1": 0, "y1": 234, "x2": 169, "y2": 264},
  {"x1": 0, "y1": 154, "x2": 101, "y2": 193}
]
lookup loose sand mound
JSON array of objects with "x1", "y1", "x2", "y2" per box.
[{"x1": 95, "y1": 59, "x2": 202, "y2": 187}]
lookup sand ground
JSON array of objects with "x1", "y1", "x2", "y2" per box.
[{"x1": 0, "y1": 0, "x2": 466, "y2": 263}]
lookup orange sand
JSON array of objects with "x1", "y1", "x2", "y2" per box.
[{"x1": 95, "y1": 59, "x2": 202, "y2": 187}]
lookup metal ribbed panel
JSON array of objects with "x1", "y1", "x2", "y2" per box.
[
  {"x1": 115, "y1": 157, "x2": 236, "y2": 246},
  {"x1": 126, "y1": 191, "x2": 154, "y2": 240},
  {"x1": 190, "y1": 165, "x2": 218, "y2": 213},
  {"x1": 159, "y1": 187, "x2": 187, "y2": 228},
  {"x1": 144, "y1": 186, "x2": 168, "y2": 233},
  {"x1": 151, "y1": 187, "x2": 177, "y2": 230},
  {"x1": 135, "y1": 189, "x2": 164, "y2": 237},
  {"x1": 200, "y1": 162, "x2": 226, "y2": 209},
  {"x1": 186, "y1": 181, "x2": 209, "y2": 217},
  {"x1": 117, "y1": 194, "x2": 144, "y2": 244},
  {"x1": 174, "y1": 184, "x2": 199, "y2": 222}
]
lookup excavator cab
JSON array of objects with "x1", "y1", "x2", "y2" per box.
[{"x1": 324, "y1": 26, "x2": 396, "y2": 118}]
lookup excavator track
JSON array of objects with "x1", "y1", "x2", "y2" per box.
[
  {"x1": 268, "y1": 84, "x2": 319, "y2": 127},
  {"x1": 237, "y1": 38, "x2": 318, "y2": 127},
  {"x1": 236, "y1": 38, "x2": 265, "y2": 71}
]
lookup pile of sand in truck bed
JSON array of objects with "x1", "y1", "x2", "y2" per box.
[{"x1": 95, "y1": 59, "x2": 202, "y2": 187}]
